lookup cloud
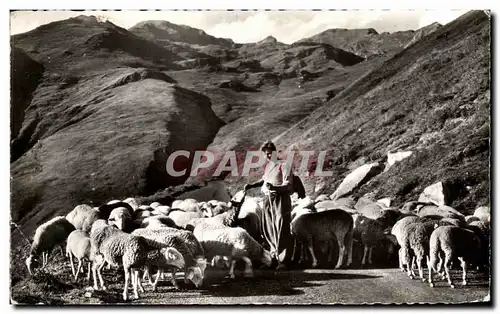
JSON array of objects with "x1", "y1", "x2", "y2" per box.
[{"x1": 10, "y1": 10, "x2": 470, "y2": 43}]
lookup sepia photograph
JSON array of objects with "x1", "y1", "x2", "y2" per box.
[{"x1": 8, "y1": 7, "x2": 492, "y2": 305}]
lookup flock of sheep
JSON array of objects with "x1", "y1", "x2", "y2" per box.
[{"x1": 23, "y1": 188, "x2": 490, "y2": 302}]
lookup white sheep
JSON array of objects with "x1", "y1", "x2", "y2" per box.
[
  {"x1": 25, "y1": 216, "x2": 75, "y2": 275},
  {"x1": 138, "y1": 205, "x2": 152, "y2": 211},
  {"x1": 169, "y1": 209, "x2": 204, "y2": 229},
  {"x1": 153, "y1": 205, "x2": 171, "y2": 216},
  {"x1": 150, "y1": 202, "x2": 161, "y2": 209},
  {"x1": 427, "y1": 225, "x2": 483, "y2": 288},
  {"x1": 135, "y1": 209, "x2": 153, "y2": 219},
  {"x1": 97, "y1": 201, "x2": 135, "y2": 221},
  {"x1": 123, "y1": 197, "x2": 139, "y2": 212},
  {"x1": 108, "y1": 206, "x2": 133, "y2": 232},
  {"x1": 202, "y1": 201, "x2": 230, "y2": 217},
  {"x1": 418, "y1": 205, "x2": 465, "y2": 221},
  {"x1": 132, "y1": 227, "x2": 207, "y2": 289},
  {"x1": 391, "y1": 215, "x2": 421, "y2": 272},
  {"x1": 185, "y1": 191, "x2": 246, "y2": 231},
  {"x1": 140, "y1": 216, "x2": 177, "y2": 229},
  {"x1": 401, "y1": 220, "x2": 444, "y2": 282},
  {"x1": 193, "y1": 224, "x2": 272, "y2": 279},
  {"x1": 66, "y1": 204, "x2": 100, "y2": 233},
  {"x1": 89, "y1": 220, "x2": 185, "y2": 301},
  {"x1": 66, "y1": 230, "x2": 91, "y2": 281},
  {"x1": 172, "y1": 198, "x2": 202, "y2": 214},
  {"x1": 292, "y1": 209, "x2": 354, "y2": 268},
  {"x1": 398, "y1": 217, "x2": 455, "y2": 280}
]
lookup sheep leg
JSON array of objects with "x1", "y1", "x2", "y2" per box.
[
  {"x1": 86, "y1": 261, "x2": 91, "y2": 281},
  {"x1": 241, "y1": 257, "x2": 254, "y2": 278},
  {"x1": 327, "y1": 240, "x2": 334, "y2": 264},
  {"x1": 405, "y1": 249, "x2": 415, "y2": 278},
  {"x1": 68, "y1": 252, "x2": 76, "y2": 277},
  {"x1": 171, "y1": 269, "x2": 180, "y2": 289},
  {"x1": 368, "y1": 246, "x2": 373, "y2": 265},
  {"x1": 297, "y1": 241, "x2": 305, "y2": 265},
  {"x1": 142, "y1": 267, "x2": 150, "y2": 282},
  {"x1": 409, "y1": 256, "x2": 417, "y2": 278},
  {"x1": 398, "y1": 248, "x2": 405, "y2": 272},
  {"x1": 345, "y1": 229, "x2": 353, "y2": 267},
  {"x1": 444, "y1": 255, "x2": 455, "y2": 288},
  {"x1": 291, "y1": 238, "x2": 298, "y2": 263},
  {"x1": 300, "y1": 242, "x2": 307, "y2": 265},
  {"x1": 133, "y1": 269, "x2": 140, "y2": 299},
  {"x1": 75, "y1": 259, "x2": 82, "y2": 281},
  {"x1": 427, "y1": 256, "x2": 435, "y2": 288},
  {"x1": 437, "y1": 255, "x2": 446, "y2": 279},
  {"x1": 335, "y1": 237, "x2": 345, "y2": 269},
  {"x1": 92, "y1": 262, "x2": 99, "y2": 290},
  {"x1": 152, "y1": 268, "x2": 162, "y2": 292},
  {"x1": 229, "y1": 259, "x2": 237, "y2": 279},
  {"x1": 361, "y1": 245, "x2": 369, "y2": 267},
  {"x1": 123, "y1": 267, "x2": 130, "y2": 301},
  {"x1": 137, "y1": 270, "x2": 145, "y2": 293},
  {"x1": 417, "y1": 255, "x2": 425, "y2": 282},
  {"x1": 307, "y1": 238, "x2": 318, "y2": 268},
  {"x1": 459, "y1": 257, "x2": 467, "y2": 286},
  {"x1": 97, "y1": 260, "x2": 107, "y2": 290}
]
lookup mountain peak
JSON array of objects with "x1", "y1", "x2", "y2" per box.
[
  {"x1": 258, "y1": 36, "x2": 278, "y2": 44},
  {"x1": 129, "y1": 20, "x2": 234, "y2": 47}
]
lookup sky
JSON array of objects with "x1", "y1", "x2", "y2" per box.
[{"x1": 9, "y1": 9, "x2": 470, "y2": 44}]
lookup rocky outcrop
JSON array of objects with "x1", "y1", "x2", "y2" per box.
[
  {"x1": 330, "y1": 163, "x2": 384, "y2": 200},
  {"x1": 418, "y1": 181, "x2": 453, "y2": 206},
  {"x1": 385, "y1": 151, "x2": 413, "y2": 171}
]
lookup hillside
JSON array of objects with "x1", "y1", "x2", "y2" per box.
[
  {"x1": 295, "y1": 27, "x2": 414, "y2": 58},
  {"x1": 10, "y1": 10, "x2": 490, "y2": 237},
  {"x1": 10, "y1": 17, "x2": 224, "y2": 235},
  {"x1": 277, "y1": 10, "x2": 490, "y2": 212},
  {"x1": 10, "y1": 48, "x2": 44, "y2": 149}
]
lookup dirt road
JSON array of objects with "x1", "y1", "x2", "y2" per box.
[{"x1": 66, "y1": 268, "x2": 490, "y2": 305}]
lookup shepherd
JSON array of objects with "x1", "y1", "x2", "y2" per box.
[{"x1": 244, "y1": 141, "x2": 295, "y2": 270}]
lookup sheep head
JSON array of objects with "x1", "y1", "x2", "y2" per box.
[{"x1": 160, "y1": 247, "x2": 185, "y2": 270}]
